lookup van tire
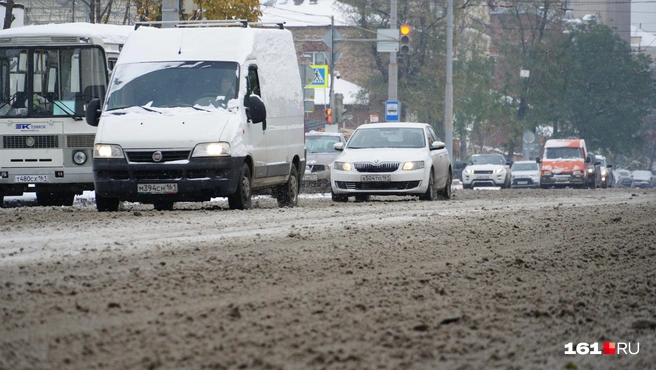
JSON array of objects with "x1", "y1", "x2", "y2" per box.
[
  {"x1": 228, "y1": 163, "x2": 252, "y2": 210},
  {"x1": 276, "y1": 165, "x2": 299, "y2": 208},
  {"x1": 96, "y1": 196, "x2": 119, "y2": 212}
]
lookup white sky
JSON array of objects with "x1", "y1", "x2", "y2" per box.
[{"x1": 632, "y1": 0, "x2": 656, "y2": 32}]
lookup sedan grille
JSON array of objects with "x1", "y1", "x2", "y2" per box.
[
  {"x1": 335, "y1": 181, "x2": 420, "y2": 190},
  {"x1": 355, "y1": 162, "x2": 399, "y2": 173}
]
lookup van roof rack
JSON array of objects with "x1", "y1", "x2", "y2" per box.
[{"x1": 135, "y1": 20, "x2": 286, "y2": 30}]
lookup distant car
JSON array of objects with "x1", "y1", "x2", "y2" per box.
[
  {"x1": 330, "y1": 122, "x2": 452, "y2": 202},
  {"x1": 585, "y1": 153, "x2": 602, "y2": 188},
  {"x1": 631, "y1": 170, "x2": 656, "y2": 189},
  {"x1": 594, "y1": 155, "x2": 612, "y2": 188},
  {"x1": 613, "y1": 169, "x2": 633, "y2": 188},
  {"x1": 452, "y1": 161, "x2": 467, "y2": 181},
  {"x1": 303, "y1": 131, "x2": 348, "y2": 190},
  {"x1": 510, "y1": 161, "x2": 540, "y2": 188},
  {"x1": 462, "y1": 154, "x2": 511, "y2": 189}
]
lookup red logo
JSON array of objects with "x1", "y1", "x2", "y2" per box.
[{"x1": 603, "y1": 342, "x2": 615, "y2": 355}]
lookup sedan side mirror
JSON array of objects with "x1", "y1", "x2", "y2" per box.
[
  {"x1": 333, "y1": 142, "x2": 344, "y2": 151},
  {"x1": 431, "y1": 141, "x2": 446, "y2": 150}
]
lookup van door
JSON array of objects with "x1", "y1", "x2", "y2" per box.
[{"x1": 243, "y1": 63, "x2": 268, "y2": 184}]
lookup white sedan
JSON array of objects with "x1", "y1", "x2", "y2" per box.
[{"x1": 330, "y1": 122, "x2": 452, "y2": 202}]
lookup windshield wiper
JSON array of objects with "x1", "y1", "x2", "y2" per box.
[
  {"x1": 107, "y1": 105, "x2": 162, "y2": 114},
  {"x1": 51, "y1": 100, "x2": 83, "y2": 121}
]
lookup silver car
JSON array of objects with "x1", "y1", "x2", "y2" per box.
[
  {"x1": 510, "y1": 161, "x2": 540, "y2": 188},
  {"x1": 303, "y1": 131, "x2": 348, "y2": 190}
]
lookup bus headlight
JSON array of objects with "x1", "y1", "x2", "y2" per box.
[{"x1": 73, "y1": 150, "x2": 88, "y2": 165}]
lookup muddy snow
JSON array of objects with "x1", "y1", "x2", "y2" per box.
[{"x1": 1, "y1": 188, "x2": 655, "y2": 370}]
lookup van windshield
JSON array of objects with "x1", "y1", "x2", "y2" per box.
[
  {"x1": 106, "y1": 61, "x2": 240, "y2": 110},
  {"x1": 545, "y1": 147, "x2": 583, "y2": 159}
]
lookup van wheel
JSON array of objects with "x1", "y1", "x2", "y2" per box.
[
  {"x1": 228, "y1": 163, "x2": 252, "y2": 210},
  {"x1": 419, "y1": 170, "x2": 436, "y2": 201},
  {"x1": 153, "y1": 201, "x2": 174, "y2": 211},
  {"x1": 438, "y1": 171, "x2": 452, "y2": 200},
  {"x1": 276, "y1": 165, "x2": 299, "y2": 208},
  {"x1": 96, "y1": 196, "x2": 119, "y2": 212}
]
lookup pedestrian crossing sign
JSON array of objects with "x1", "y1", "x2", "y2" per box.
[{"x1": 306, "y1": 65, "x2": 328, "y2": 88}]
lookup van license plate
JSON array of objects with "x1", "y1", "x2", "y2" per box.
[
  {"x1": 137, "y1": 183, "x2": 178, "y2": 194},
  {"x1": 361, "y1": 175, "x2": 391, "y2": 182},
  {"x1": 15, "y1": 175, "x2": 48, "y2": 183}
]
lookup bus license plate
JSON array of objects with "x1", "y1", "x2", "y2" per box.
[
  {"x1": 361, "y1": 175, "x2": 391, "y2": 182},
  {"x1": 137, "y1": 183, "x2": 178, "y2": 194},
  {"x1": 15, "y1": 175, "x2": 48, "y2": 183}
]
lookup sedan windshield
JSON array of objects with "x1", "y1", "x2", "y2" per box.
[
  {"x1": 470, "y1": 155, "x2": 505, "y2": 165},
  {"x1": 106, "y1": 61, "x2": 239, "y2": 110},
  {"x1": 512, "y1": 163, "x2": 538, "y2": 171},
  {"x1": 347, "y1": 127, "x2": 425, "y2": 149},
  {"x1": 306, "y1": 135, "x2": 340, "y2": 153}
]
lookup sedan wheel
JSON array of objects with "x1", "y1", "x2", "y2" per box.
[
  {"x1": 438, "y1": 171, "x2": 452, "y2": 200},
  {"x1": 420, "y1": 170, "x2": 436, "y2": 201}
]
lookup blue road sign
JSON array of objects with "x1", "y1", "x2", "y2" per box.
[
  {"x1": 307, "y1": 65, "x2": 328, "y2": 88},
  {"x1": 385, "y1": 100, "x2": 400, "y2": 121}
]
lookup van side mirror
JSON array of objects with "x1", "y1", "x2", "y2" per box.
[
  {"x1": 536, "y1": 157, "x2": 541, "y2": 163},
  {"x1": 333, "y1": 142, "x2": 344, "y2": 151},
  {"x1": 247, "y1": 94, "x2": 266, "y2": 124},
  {"x1": 85, "y1": 98, "x2": 101, "y2": 127}
]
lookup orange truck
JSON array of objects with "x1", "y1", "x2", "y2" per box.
[{"x1": 536, "y1": 139, "x2": 591, "y2": 188}]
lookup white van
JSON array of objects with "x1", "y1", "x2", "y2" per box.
[{"x1": 86, "y1": 21, "x2": 305, "y2": 211}]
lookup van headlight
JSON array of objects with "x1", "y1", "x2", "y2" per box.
[
  {"x1": 192, "y1": 142, "x2": 231, "y2": 157},
  {"x1": 94, "y1": 144, "x2": 124, "y2": 158},
  {"x1": 334, "y1": 161, "x2": 352, "y2": 171},
  {"x1": 402, "y1": 161, "x2": 424, "y2": 170}
]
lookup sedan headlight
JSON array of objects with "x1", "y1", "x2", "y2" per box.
[
  {"x1": 333, "y1": 161, "x2": 352, "y2": 171},
  {"x1": 464, "y1": 168, "x2": 474, "y2": 174},
  {"x1": 587, "y1": 168, "x2": 594, "y2": 174},
  {"x1": 192, "y1": 142, "x2": 231, "y2": 157},
  {"x1": 402, "y1": 161, "x2": 425, "y2": 170},
  {"x1": 94, "y1": 144, "x2": 124, "y2": 158},
  {"x1": 493, "y1": 168, "x2": 504, "y2": 174}
]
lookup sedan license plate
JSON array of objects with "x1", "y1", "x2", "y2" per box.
[
  {"x1": 304, "y1": 174, "x2": 318, "y2": 181},
  {"x1": 15, "y1": 175, "x2": 48, "y2": 183},
  {"x1": 361, "y1": 174, "x2": 391, "y2": 182},
  {"x1": 137, "y1": 183, "x2": 178, "y2": 194},
  {"x1": 517, "y1": 180, "x2": 528, "y2": 185}
]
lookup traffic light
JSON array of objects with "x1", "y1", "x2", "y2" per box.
[
  {"x1": 334, "y1": 93, "x2": 346, "y2": 124},
  {"x1": 325, "y1": 108, "x2": 333, "y2": 124},
  {"x1": 400, "y1": 24, "x2": 411, "y2": 55}
]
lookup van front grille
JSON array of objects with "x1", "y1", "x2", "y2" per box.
[{"x1": 126, "y1": 150, "x2": 191, "y2": 163}]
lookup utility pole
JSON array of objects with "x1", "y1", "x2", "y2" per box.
[
  {"x1": 329, "y1": 15, "x2": 335, "y2": 124},
  {"x1": 444, "y1": 0, "x2": 454, "y2": 158},
  {"x1": 388, "y1": 0, "x2": 398, "y2": 103},
  {"x1": 162, "y1": 0, "x2": 178, "y2": 27}
]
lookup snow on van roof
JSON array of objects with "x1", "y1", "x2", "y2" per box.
[
  {"x1": 116, "y1": 26, "x2": 293, "y2": 64},
  {"x1": 0, "y1": 22, "x2": 134, "y2": 44},
  {"x1": 544, "y1": 139, "x2": 585, "y2": 148}
]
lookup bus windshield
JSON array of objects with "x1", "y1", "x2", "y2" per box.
[{"x1": 0, "y1": 46, "x2": 107, "y2": 118}]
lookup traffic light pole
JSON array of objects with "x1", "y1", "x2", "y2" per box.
[
  {"x1": 388, "y1": 0, "x2": 398, "y2": 103},
  {"x1": 445, "y1": 0, "x2": 454, "y2": 158}
]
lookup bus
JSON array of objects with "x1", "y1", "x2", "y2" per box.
[{"x1": 0, "y1": 23, "x2": 133, "y2": 206}]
